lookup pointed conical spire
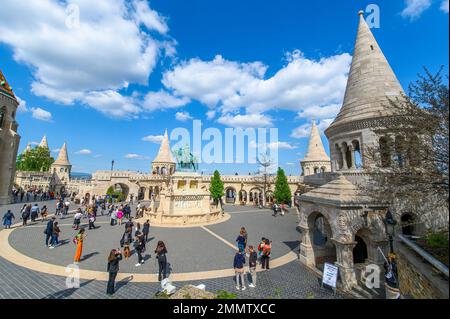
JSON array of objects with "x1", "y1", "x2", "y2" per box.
[
  {"x1": 0, "y1": 69, "x2": 16, "y2": 99},
  {"x1": 39, "y1": 136, "x2": 49, "y2": 149},
  {"x1": 153, "y1": 129, "x2": 175, "y2": 163},
  {"x1": 326, "y1": 11, "x2": 405, "y2": 133},
  {"x1": 53, "y1": 143, "x2": 71, "y2": 166},
  {"x1": 24, "y1": 143, "x2": 31, "y2": 153},
  {"x1": 303, "y1": 121, "x2": 330, "y2": 162}
]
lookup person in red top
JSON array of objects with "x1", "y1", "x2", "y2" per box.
[{"x1": 259, "y1": 238, "x2": 271, "y2": 270}]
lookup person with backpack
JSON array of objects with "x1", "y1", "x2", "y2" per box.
[
  {"x1": 234, "y1": 248, "x2": 246, "y2": 291},
  {"x1": 2, "y1": 210, "x2": 15, "y2": 229},
  {"x1": 155, "y1": 241, "x2": 168, "y2": 281},
  {"x1": 142, "y1": 220, "x2": 150, "y2": 242},
  {"x1": 40, "y1": 205, "x2": 48, "y2": 222},
  {"x1": 248, "y1": 245, "x2": 258, "y2": 288},
  {"x1": 107, "y1": 249, "x2": 123, "y2": 295},
  {"x1": 73, "y1": 229, "x2": 86, "y2": 263},
  {"x1": 49, "y1": 221, "x2": 61, "y2": 248},
  {"x1": 134, "y1": 232, "x2": 145, "y2": 267}
]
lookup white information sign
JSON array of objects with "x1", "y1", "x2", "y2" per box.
[{"x1": 322, "y1": 262, "x2": 338, "y2": 289}]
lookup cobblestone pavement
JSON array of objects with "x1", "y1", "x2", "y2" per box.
[{"x1": 0, "y1": 203, "x2": 348, "y2": 299}]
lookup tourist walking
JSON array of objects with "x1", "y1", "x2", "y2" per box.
[
  {"x1": 50, "y1": 221, "x2": 61, "y2": 248},
  {"x1": 40, "y1": 205, "x2": 48, "y2": 222},
  {"x1": 21, "y1": 204, "x2": 30, "y2": 226},
  {"x1": 121, "y1": 228, "x2": 133, "y2": 260},
  {"x1": 45, "y1": 217, "x2": 55, "y2": 247},
  {"x1": 2, "y1": 210, "x2": 15, "y2": 229},
  {"x1": 135, "y1": 222, "x2": 141, "y2": 236},
  {"x1": 73, "y1": 229, "x2": 86, "y2": 263},
  {"x1": 30, "y1": 204, "x2": 40, "y2": 222},
  {"x1": 234, "y1": 248, "x2": 246, "y2": 290},
  {"x1": 107, "y1": 249, "x2": 123, "y2": 295},
  {"x1": 236, "y1": 230, "x2": 246, "y2": 253},
  {"x1": 134, "y1": 232, "x2": 145, "y2": 266},
  {"x1": 259, "y1": 238, "x2": 271, "y2": 270},
  {"x1": 125, "y1": 218, "x2": 134, "y2": 230},
  {"x1": 88, "y1": 213, "x2": 97, "y2": 230},
  {"x1": 117, "y1": 209, "x2": 124, "y2": 226},
  {"x1": 73, "y1": 209, "x2": 83, "y2": 230},
  {"x1": 142, "y1": 220, "x2": 150, "y2": 242},
  {"x1": 248, "y1": 245, "x2": 257, "y2": 288},
  {"x1": 155, "y1": 241, "x2": 168, "y2": 281},
  {"x1": 240, "y1": 227, "x2": 248, "y2": 251}
]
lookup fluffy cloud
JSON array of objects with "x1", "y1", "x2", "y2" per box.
[
  {"x1": 142, "y1": 135, "x2": 164, "y2": 143},
  {"x1": 0, "y1": 0, "x2": 170, "y2": 117},
  {"x1": 75, "y1": 149, "x2": 92, "y2": 155},
  {"x1": 296, "y1": 104, "x2": 341, "y2": 120},
  {"x1": 291, "y1": 119, "x2": 333, "y2": 138},
  {"x1": 30, "y1": 107, "x2": 53, "y2": 122},
  {"x1": 16, "y1": 96, "x2": 28, "y2": 113},
  {"x1": 175, "y1": 111, "x2": 193, "y2": 122},
  {"x1": 217, "y1": 113, "x2": 273, "y2": 128},
  {"x1": 441, "y1": 0, "x2": 449, "y2": 13},
  {"x1": 142, "y1": 90, "x2": 190, "y2": 112},
  {"x1": 83, "y1": 90, "x2": 141, "y2": 119},
  {"x1": 401, "y1": 0, "x2": 432, "y2": 19},
  {"x1": 162, "y1": 51, "x2": 351, "y2": 117},
  {"x1": 125, "y1": 153, "x2": 150, "y2": 160}
]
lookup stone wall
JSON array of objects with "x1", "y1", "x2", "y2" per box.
[{"x1": 396, "y1": 240, "x2": 449, "y2": 299}]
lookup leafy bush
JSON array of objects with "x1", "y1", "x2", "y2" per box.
[
  {"x1": 425, "y1": 231, "x2": 449, "y2": 248},
  {"x1": 215, "y1": 290, "x2": 237, "y2": 299}
]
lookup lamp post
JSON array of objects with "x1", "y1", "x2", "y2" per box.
[
  {"x1": 111, "y1": 160, "x2": 115, "y2": 172},
  {"x1": 384, "y1": 209, "x2": 397, "y2": 254}
]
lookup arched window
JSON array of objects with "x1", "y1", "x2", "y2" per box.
[
  {"x1": 352, "y1": 140, "x2": 362, "y2": 168},
  {"x1": 394, "y1": 135, "x2": 406, "y2": 168},
  {"x1": 0, "y1": 106, "x2": 6, "y2": 128},
  {"x1": 379, "y1": 136, "x2": 392, "y2": 167},
  {"x1": 335, "y1": 144, "x2": 343, "y2": 170},
  {"x1": 161, "y1": 167, "x2": 167, "y2": 175}
]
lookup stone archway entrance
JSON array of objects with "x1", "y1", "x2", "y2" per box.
[
  {"x1": 225, "y1": 187, "x2": 236, "y2": 204},
  {"x1": 353, "y1": 234, "x2": 368, "y2": 264},
  {"x1": 238, "y1": 190, "x2": 247, "y2": 204},
  {"x1": 138, "y1": 187, "x2": 146, "y2": 201},
  {"x1": 308, "y1": 212, "x2": 337, "y2": 271}
]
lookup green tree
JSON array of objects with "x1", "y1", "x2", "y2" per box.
[
  {"x1": 209, "y1": 170, "x2": 224, "y2": 204},
  {"x1": 106, "y1": 186, "x2": 125, "y2": 203},
  {"x1": 273, "y1": 167, "x2": 291, "y2": 204},
  {"x1": 16, "y1": 146, "x2": 54, "y2": 172}
]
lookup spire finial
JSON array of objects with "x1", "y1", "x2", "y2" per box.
[{"x1": 358, "y1": 10, "x2": 364, "y2": 17}]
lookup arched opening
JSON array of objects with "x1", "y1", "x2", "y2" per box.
[
  {"x1": 249, "y1": 188, "x2": 262, "y2": 205},
  {"x1": 154, "y1": 186, "x2": 160, "y2": 197},
  {"x1": 238, "y1": 190, "x2": 247, "y2": 204},
  {"x1": 335, "y1": 144, "x2": 343, "y2": 170},
  {"x1": 379, "y1": 136, "x2": 392, "y2": 167},
  {"x1": 307, "y1": 212, "x2": 337, "y2": 271},
  {"x1": 138, "y1": 187, "x2": 145, "y2": 201},
  {"x1": 314, "y1": 167, "x2": 319, "y2": 174},
  {"x1": 156, "y1": 167, "x2": 160, "y2": 175},
  {"x1": 106, "y1": 183, "x2": 129, "y2": 203},
  {"x1": 0, "y1": 106, "x2": 6, "y2": 128},
  {"x1": 352, "y1": 140, "x2": 362, "y2": 168},
  {"x1": 401, "y1": 213, "x2": 416, "y2": 236},
  {"x1": 149, "y1": 186, "x2": 154, "y2": 200},
  {"x1": 265, "y1": 191, "x2": 274, "y2": 204},
  {"x1": 342, "y1": 142, "x2": 352, "y2": 169},
  {"x1": 394, "y1": 135, "x2": 406, "y2": 168},
  {"x1": 353, "y1": 235, "x2": 368, "y2": 264},
  {"x1": 225, "y1": 187, "x2": 236, "y2": 204},
  {"x1": 161, "y1": 167, "x2": 167, "y2": 175}
]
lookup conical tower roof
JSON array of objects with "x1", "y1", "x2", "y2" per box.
[
  {"x1": 53, "y1": 143, "x2": 71, "y2": 166},
  {"x1": 39, "y1": 135, "x2": 49, "y2": 149},
  {"x1": 326, "y1": 11, "x2": 405, "y2": 135},
  {"x1": 303, "y1": 121, "x2": 330, "y2": 162},
  {"x1": 153, "y1": 130, "x2": 175, "y2": 163},
  {"x1": 23, "y1": 143, "x2": 31, "y2": 153},
  {"x1": 0, "y1": 69, "x2": 16, "y2": 100}
]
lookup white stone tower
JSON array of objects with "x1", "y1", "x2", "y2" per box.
[
  {"x1": 0, "y1": 69, "x2": 21, "y2": 205},
  {"x1": 325, "y1": 10, "x2": 406, "y2": 173},
  {"x1": 51, "y1": 143, "x2": 72, "y2": 187},
  {"x1": 38, "y1": 135, "x2": 49, "y2": 149},
  {"x1": 301, "y1": 121, "x2": 331, "y2": 176},
  {"x1": 151, "y1": 129, "x2": 176, "y2": 176}
]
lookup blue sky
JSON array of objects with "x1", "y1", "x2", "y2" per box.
[{"x1": 1, "y1": 0, "x2": 448, "y2": 175}]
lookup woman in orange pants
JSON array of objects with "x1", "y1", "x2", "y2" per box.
[{"x1": 73, "y1": 228, "x2": 86, "y2": 263}]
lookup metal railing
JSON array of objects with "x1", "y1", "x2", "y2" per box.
[{"x1": 397, "y1": 234, "x2": 449, "y2": 278}]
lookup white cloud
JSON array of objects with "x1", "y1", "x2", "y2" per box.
[
  {"x1": 401, "y1": 0, "x2": 432, "y2": 19},
  {"x1": 175, "y1": 111, "x2": 193, "y2": 122},
  {"x1": 93, "y1": 154, "x2": 103, "y2": 158},
  {"x1": 441, "y1": 0, "x2": 449, "y2": 13},
  {"x1": 142, "y1": 90, "x2": 190, "y2": 112},
  {"x1": 217, "y1": 113, "x2": 273, "y2": 128},
  {"x1": 75, "y1": 149, "x2": 92, "y2": 155},
  {"x1": 142, "y1": 135, "x2": 164, "y2": 143},
  {"x1": 206, "y1": 110, "x2": 216, "y2": 120},
  {"x1": 16, "y1": 96, "x2": 28, "y2": 113},
  {"x1": 250, "y1": 140, "x2": 296, "y2": 151},
  {"x1": 291, "y1": 119, "x2": 333, "y2": 138},
  {"x1": 286, "y1": 162, "x2": 295, "y2": 166},
  {"x1": 51, "y1": 148, "x2": 60, "y2": 153},
  {"x1": 162, "y1": 52, "x2": 351, "y2": 116},
  {"x1": 82, "y1": 90, "x2": 141, "y2": 119},
  {"x1": 296, "y1": 104, "x2": 341, "y2": 120},
  {"x1": 0, "y1": 0, "x2": 170, "y2": 117},
  {"x1": 125, "y1": 153, "x2": 150, "y2": 160},
  {"x1": 30, "y1": 107, "x2": 53, "y2": 122},
  {"x1": 30, "y1": 141, "x2": 39, "y2": 146}
]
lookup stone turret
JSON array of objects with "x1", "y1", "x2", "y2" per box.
[
  {"x1": 0, "y1": 69, "x2": 21, "y2": 204},
  {"x1": 325, "y1": 11, "x2": 406, "y2": 173},
  {"x1": 151, "y1": 129, "x2": 176, "y2": 176},
  {"x1": 39, "y1": 135, "x2": 49, "y2": 149},
  {"x1": 301, "y1": 121, "x2": 331, "y2": 176},
  {"x1": 51, "y1": 143, "x2": 72, "y2": 186}
]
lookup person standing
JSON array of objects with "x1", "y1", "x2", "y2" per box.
[
  {"x1": 142, "y1": 220, "x2": 150, "y2": 242},
  {"x1": 248, "y1": 245, "x2": 257, "y2": 288},
  {"x1": 121, "y1": 228, "x2": 132, "y2": 260},
  {"x1": 88, "y1": 213, "x2": 97, "y2": 230},
  {"x1": 155, "y1": 241, "x2": 168, "y2": 281},
  {"x1": 21, "y1": 204, "x2": 29, "y2": 226},
  {"x1": 73, "y1": 209, "x2": 83, "y2": 230},
  {"x1": 50, "y1": 221, "x2": 61, "y2": 248},
  {"x1": 234, "y1": 248, "x2": 246, "y2": 291},
  {"x1": 73, "y1": 229, "x2": 86, "y2": 263},
  {"x1": 240, "y1": 227, "x2": 248, "y2": 251},
  {"x1": 236, "y1": 230, "x2": 246, "y2": 253},
  {"x1": 2, "y1": 210, "x2": 15, "y2": 229},
  {"x1": 134, "y1": 232, "x2": 145, "y2": 266},
  {"x1": 135, "y1": 222, "x2": 141, "y2": 236},
  {"x1": 107, "y1": 249, "x2": 123, "y2": 295},
  {"x1": 260, "y1": 239, "x2": 271, "y2": 270},
  {"x1": 45, "y1": 217, "x2": 55, "y2": 247},
  {"x1": 40, "y1": 205, "x2": 48, "y2": 222}
]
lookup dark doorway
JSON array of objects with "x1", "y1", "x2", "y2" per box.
[
  {"x1": 401, "y1": 213, "x2": 415, "y2": 236},
  {"x1": 353, "y1": 235, "x2": 368, "y2": 264}
]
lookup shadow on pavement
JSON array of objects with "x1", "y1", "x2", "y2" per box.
[
  {"x1": 81, "y1": 251, "x2": 99, "y2": 261},
  {"x1": 42, "y1": 279, "x2": 95, "y2": 299}
]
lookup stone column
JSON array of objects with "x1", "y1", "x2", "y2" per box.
[
  {"x1": 143, "y1": 188, "x2": 150, "y2": 200},
  {"x1": 334, "y1": 240, "x2": 358, "y2": 290},
  {"x1": 350, "y1": 145, "x2": 357, "y2": 169},
  {"x1": 299, "y1": 226, "x2": 315, "y2": 267},
  {"x1": 341, "y1": 146, "x2": 348, "y2": 170}
]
